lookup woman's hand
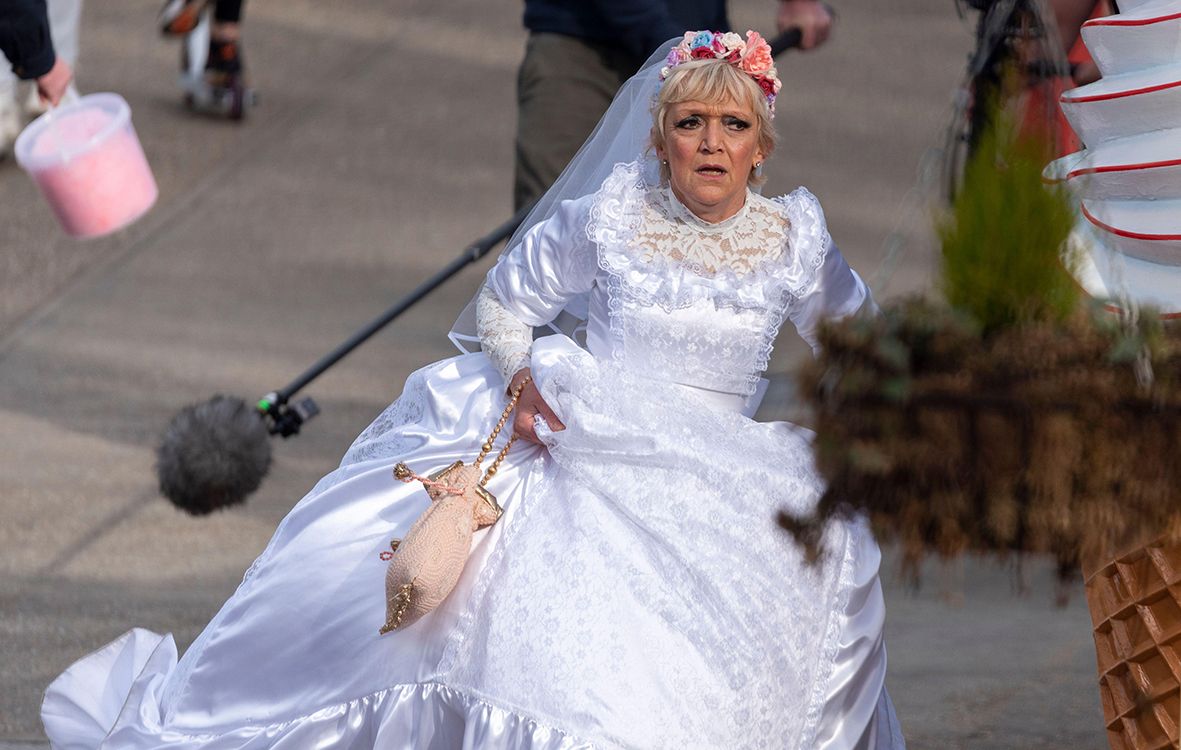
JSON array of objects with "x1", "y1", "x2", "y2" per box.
[
  {"x1": 509, "y1": 368, "x2": 564, "y2": 445},
  {"x1": 36, "y1": 58, "x2": 73, "y2": 107}
]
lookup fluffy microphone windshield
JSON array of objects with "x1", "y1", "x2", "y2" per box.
[{"x1": 156, "y1": 395, "x2": 272, "y2": 514}]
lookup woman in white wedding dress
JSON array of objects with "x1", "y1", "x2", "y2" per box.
[{"x1": 42, "y1": 31, "x2": 905, "y2": 750}]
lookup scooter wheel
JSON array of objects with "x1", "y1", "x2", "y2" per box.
[{"x1": 228, "y1": 85, "x2": 245, "y2": 121}]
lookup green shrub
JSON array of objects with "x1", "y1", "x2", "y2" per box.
[{"x1": 938, "y1": 115, "x2": 1078, "y2": 334}]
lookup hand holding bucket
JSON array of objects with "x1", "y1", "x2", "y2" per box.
[{"x1": 14, "y1": 92, "x2": 158, "y2": 239}]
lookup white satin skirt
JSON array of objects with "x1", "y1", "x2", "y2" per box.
[{"x1": 42, "y1": 336, "x2": 905, "y2": 749}]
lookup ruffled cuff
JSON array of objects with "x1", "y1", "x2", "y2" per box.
[{"x1": 476, "y1": 284, "x2": 532, "y2": 387}]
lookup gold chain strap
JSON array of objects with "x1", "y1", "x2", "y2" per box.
[{"x1": 474, "y1": 374, "x2": 532, "y2": 488}]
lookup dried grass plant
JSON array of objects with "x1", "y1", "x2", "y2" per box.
[{"x1": 783, "y1": 114, "x2": 1181, "y2": 583}]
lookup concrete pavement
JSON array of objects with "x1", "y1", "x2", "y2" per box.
[{"x1": 1, "y1": 1, "x2": 1105, "y2": 747}]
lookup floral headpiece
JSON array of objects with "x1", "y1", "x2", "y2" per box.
[{"x1": 659, "y1": 30, "x2": 782, "y2": 117}]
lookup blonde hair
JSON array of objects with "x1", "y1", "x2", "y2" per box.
[{"x1": 650, "y1": 59, "x2": 778, "y2": 186}]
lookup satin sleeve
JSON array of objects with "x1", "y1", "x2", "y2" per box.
[
  {"x1": 787, "y1": 243, "x2": 879, "y2": 357},
  {"x1": 484, "y1": 195, "x2": 598, "y2": 328}
]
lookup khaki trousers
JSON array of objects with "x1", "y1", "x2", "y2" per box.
[{"x1": 513, "y1": 33, "x2": 639, "y2": 210}]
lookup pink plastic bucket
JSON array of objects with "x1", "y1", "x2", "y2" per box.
[{"x1": 15, "y1": 93, "x2": 157, "y2": 239}]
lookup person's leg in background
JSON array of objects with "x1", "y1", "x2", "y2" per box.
[
  {"x1": 513, "y1": 33, "x2": 635, "y2": 211},
  {"x1": 0, "y1": 0, "x2": 82, "y2": 154},
  {"x1": 28, "y1": 0, "x2": 82, "y2": 110},
  {"x1": 206, "y1": 0, "x2": 244, "y2": 82},
  {"x1": 0, "y1": 56, "x2": 21, "y2": 153},
  {"x1": 160, "y1": 0, "x2": 245, "y2": 82}
]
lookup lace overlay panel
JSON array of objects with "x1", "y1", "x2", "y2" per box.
[
  {"x1": 475, "y1": 284, "x2": 532, "y2": 387},
  {"x1": 334, "y1": 370, "x2": 430, "y2": 471},
  {"x1": 441, "y1": 349, "x2": 861, "y2": 749},
  {"x1": 587, "y1": 162, "x2": 833, "y2": 396},
  {"x1": 633, "y1": 184, "x2": 789, "y2": 276}
]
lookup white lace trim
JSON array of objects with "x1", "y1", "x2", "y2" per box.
[
  {"x1": 646, "y1": 186, "x2": 777, "y2": 276},
  {"x1": 476, "y1": 284, "x2": 532, "y2": 387},
  {"x1": 337, "y1": 369, "x2": 430, "y2": 469},
  {"x1": 585, "y1": 161, "x2": 833, "y2": 396},
  {"x1": 662, "y1": 183, "x2": 753, "y2": 233},
  {"x1": 439, "y1": 348, "x2": 859, "y2": 748},
  {"x1": 588, "y1": 162, "x2": 831, "y2": 314}
]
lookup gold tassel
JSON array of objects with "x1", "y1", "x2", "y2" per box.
[{"x1": 379, "y1": 582, "x2": 414, "y2": 634}]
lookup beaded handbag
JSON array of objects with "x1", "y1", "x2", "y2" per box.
[{"x1": 379, "y1": 376, "x2": 530, "y2": 634}]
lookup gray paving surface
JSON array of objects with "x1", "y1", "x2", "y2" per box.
[{"x1": 0, "y1": 1, "x2": 1106, "y2": 748}]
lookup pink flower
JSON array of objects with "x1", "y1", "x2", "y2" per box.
[
  {"x1": 755, "y1": 75, "x2": 776, "y2": 97},
  {"x1": 740, "y1": 30, "x2": 773, "y2": 75}
]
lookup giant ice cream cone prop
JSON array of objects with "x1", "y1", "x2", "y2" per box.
[
  {"x1": 1041, "y1": 3, "x2": 1181, "y2": 747},
  {"x1": 1086, "y1": 540, "x2": 1181, "y2": 750},
  {"x1": 1046, "y1": 0, "x2": 1181, "y2": 317}
]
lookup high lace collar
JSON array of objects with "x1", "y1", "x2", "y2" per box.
[
  {"x1": 661, "y1": 185, "x2": 752, "y2": 233},
  {"x1": 589, "y1": 162, "x2": 832, "y2": 314}
]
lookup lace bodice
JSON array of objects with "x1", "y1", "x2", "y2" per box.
[
  {"x1": 481, "y1": 162, "x2": 873, "y2": 397},
  {"x1": 631, "y1": 179, "x2": 790, "y2": 276}
]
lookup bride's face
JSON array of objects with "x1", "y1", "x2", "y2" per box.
[{"x1": 657, "y1": 98, "x2": 765, "y2": 224}]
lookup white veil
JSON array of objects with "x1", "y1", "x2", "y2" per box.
[{"x1": 448, "y1": 37, "x2": 680, "y2": 352}]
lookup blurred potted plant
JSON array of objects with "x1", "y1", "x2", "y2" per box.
[{"x1": 783, "y1": 115, "x2": 1181, "y2": 750}]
